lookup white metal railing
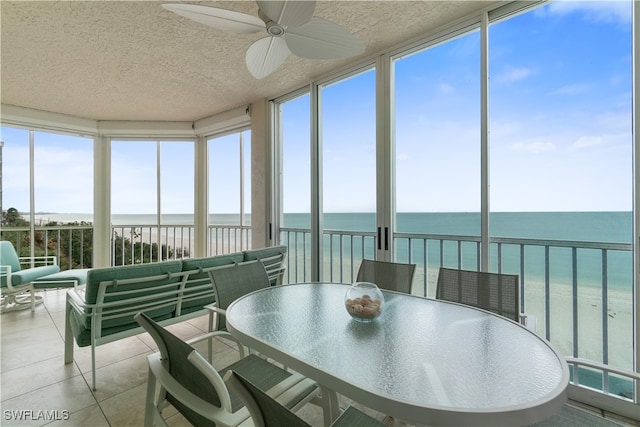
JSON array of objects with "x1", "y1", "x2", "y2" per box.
[
  {"x1": 2, "y1": 223, "x2": 636, "y2": 408},
  {"x1": 1, "y1": 224, "x2": 252, "y2": 269},
  {"x1": 110, "y1": 224, "x2": 252, "y2": 263}
]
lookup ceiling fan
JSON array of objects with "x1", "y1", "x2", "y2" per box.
[{"x1": 162, "y1": 1, "x2": 365, "y2": 79}]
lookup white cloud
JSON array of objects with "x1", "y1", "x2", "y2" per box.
[
  {"x1": 553, "y1": 83, "x2": 593, "y2": 95},
  {"x1": 570, "y1": 135, "x2": 602, "y2": 151},
  {"x1": 545, "y1": 1, "x2": 631, "y2": 25},
  {"x1": 438, "y1": 82, "x2": 455, "y2": 94},
  {"x1": 512, "y1": 141, "x2": 556, "y2": 154},
  {"x1": 494, "y1": 66, "x2": 537, "y2": 84}
]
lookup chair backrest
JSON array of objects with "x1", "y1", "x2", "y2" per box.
[
  {"x1": 180, "y1": 252, "x2": 244, "y2": 311},
  {"x1": 1, "y1": 241, "x2": 22, "y2": 272},
  {"x1": 134, "y1": 312, "x2": 220, "y2": 427},
  {"x1": 225, "y1": 370, "x2": 311, "y2": 427},
  {"x1": 435, "y1": 268, "x2": 519, "y2": 321},
  {"x1": 209, "y1": 260, "x2": 271, "y2": 330},
  {"x1": 243, "y1": 245, "x2": 288, "y2": 286},
  {"x1": 356, "y1": 259, "x2": 416, "y2": 294}
]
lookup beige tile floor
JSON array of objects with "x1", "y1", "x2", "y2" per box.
[
  {"x1": 0, "y1": 289, "x2": 355, "y2": 427},
  {"x1": 1, "y1": 289, "x2": 638, "y2": 427}
]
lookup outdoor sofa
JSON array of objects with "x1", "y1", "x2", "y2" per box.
[{"x1": 63, "y1": 245, "x2": 287, "y2": 390}]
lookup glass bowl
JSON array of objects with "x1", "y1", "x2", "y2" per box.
[{"x1": 344, "y1": 282, "x2": 384, "y2": 322}]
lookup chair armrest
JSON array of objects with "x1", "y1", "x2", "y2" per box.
[
  {"x1": 66, "y1": 287, "x2": 88, "y2": 313},
  {"x1": 148, "y1": 352, "x2": 250, "y2": 425},
  {"x1": 187, "y1": 330, "x2": 247, "y2": 359},
  {"x1": 187, "y1": 350, "x2": 234, "y2": 413}
]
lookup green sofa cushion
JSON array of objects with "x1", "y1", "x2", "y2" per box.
[
  {"x1": 69, "y1": 309, "x2": 174, "y2": 347},
  {"x1": 85, "y1": 261, "x2": 183, "y2": 304},
  {"x1": 181, "y1": 252, "x2": 244, "y2": 272},
  {"x1": 80, "y1": 261, "x2": 184, "y2": 330},
  {"x1": 244, "y1": 245, "x2": 287, "y2": 285},
  {"x1": 180, "y1": 252, "x2": 244, "y2": 310},
  {"x1": 243, "y1": 245, "x2": 287, "y2": 262}
]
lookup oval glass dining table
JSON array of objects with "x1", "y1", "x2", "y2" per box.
[{"x1": 225, "y1": 283, "x2": 569, "y2": 426}]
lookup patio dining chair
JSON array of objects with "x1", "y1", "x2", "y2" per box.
[
  {"x1": 206, "y1": 260, "x2": 271, "y2": 332},
  {"x1": 222, "y1": 369, "x2": 388, "y2": 427},
  {"x1": 134, "y1": 312, "x2": 327, "y2": 427},
  {"x1": 356, "y1": 259, "x2": 416, "y2": 294},
  {"x1": 435, "y1": 267, "x2": 535, "y2": 329},
  {"x1": 0, "y1": 241, "x2": 60, "y2": 312}
]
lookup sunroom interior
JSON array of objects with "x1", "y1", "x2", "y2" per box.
[{"x1": 1, "y1": 0, "x2": 639, "y2": 426}]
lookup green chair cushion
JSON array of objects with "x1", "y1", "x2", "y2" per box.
[
  {"x1": 4, "y1": 265, "x2": 60, "y2": 287},
  {"x1": 0, "y1": 241, "x2": 22, "y2": 272}
]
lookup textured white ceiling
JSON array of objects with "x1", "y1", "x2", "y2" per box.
[{"x1": 1, "y1": 1, "x2": 498, "y2": 122}]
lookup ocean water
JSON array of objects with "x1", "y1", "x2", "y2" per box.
[
  {"x1": 283, "y1": 211, "x2": 633, "y2": 291},
  {"x1": 34, "y1": 210, "x2": 632, "y2": 243},
  {"x1": 33, "y1": 211, "x2": 632, "y2": 290}
]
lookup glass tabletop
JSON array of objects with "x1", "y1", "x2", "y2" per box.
[{"x1": 226, "y1": 282, "x2": 569, "y2": 426}]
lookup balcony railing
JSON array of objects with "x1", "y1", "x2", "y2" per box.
[{"x1": 1, "y1": 223, "x2": 636, "y2": 405}]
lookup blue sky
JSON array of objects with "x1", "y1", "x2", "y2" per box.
[
  {"x1": 280, "y1": 1, "x2": 632, "y2": 214},
  {"x1": 1, "y1": 1, "x2": 634, "y2": 216}
]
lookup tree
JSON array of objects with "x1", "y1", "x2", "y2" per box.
[{"x1": 3, "y1": 207, "x2": 27, "y2": 226}]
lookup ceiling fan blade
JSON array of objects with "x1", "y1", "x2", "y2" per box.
[
  {"x1": 246, "y1": 37, "x2": 291, "y2": 79},
  {"x1": 285, "y1": 17, "x2": 365, "y2": 60},
  {"x1": 162, "y1": 3, "x2": 265, "y2": 34},
  {"x1": 257, "y1": 0, "x2": 316, "y2": 27}
]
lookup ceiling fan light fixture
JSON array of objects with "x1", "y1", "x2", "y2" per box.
[{"x1": 266, "y1": 22, "x2": 285, "y2": 37}]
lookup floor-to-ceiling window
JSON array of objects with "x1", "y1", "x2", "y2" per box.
[
  {"x1": 0, "y1": 126, "x2": 93, "y2": 268},
  {"x1": 489, "y1": 0, "x2": 633, "y2": 395},
  {"x1": 393, "y1": 30, "x2": 481, "y2": 296},
  {"x1": 276, "y1": 67, "x2": 377, "y2": 284},
  {"x1": 278, "y1": 92, "x2": 312, "y2": 283},
  {"x1": 111, "y1": 139, "x2": 194, "y2": 263},
  {"x1": 320, "y1": 68, "x2": 377, "y2": 282},
  {"x1": 208, "y1": 129, "x2": 251, "y2": 254}
]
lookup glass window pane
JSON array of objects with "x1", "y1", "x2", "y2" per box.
[
  {"x1": 209, "y1": 131, "x2": 250, "y2": 253},
  {"x1": 243, "y1": 130, "x2": 251, "y2": 225},
  {"x1": 33, "y1": 131, "x2": 93, "y2": 222},
  {"x1": 1, "y1": 127, "x2": 31, "y2": 222},
  {"x1": 160, "y1": 141, "x2": 194, "y2": 222},
  {"x1": 489, "y1": 1, "x2": 633, "y2": 372},
  {"x1": 280, "y1": 93, "x2": 311, "y2": 283},
  {"x1": 209, "y1": 134, "x2": 240, "y2": 221},
  {"x1": 281, "y1": 94, "x2": 311, "y2": 229},
  {"x1": 394, "y1": 31, "x2": 481, "y2": 291},
  {"x1": 321, "y1": 68, "x2": 376, "y2": 282},
  {"x1": 111, "y1": 141, "x2": 158, "y2": 224}
]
